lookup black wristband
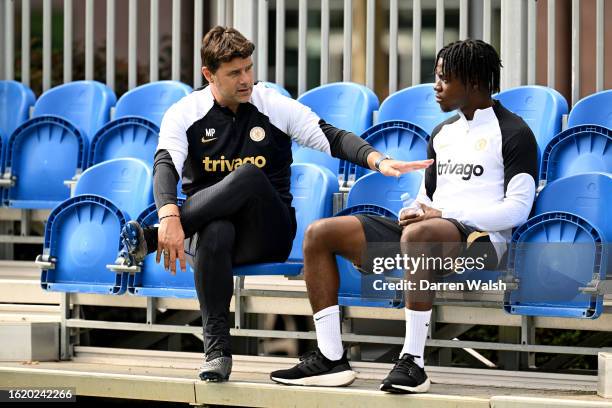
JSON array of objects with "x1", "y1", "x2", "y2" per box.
[{"x1": 159, "y1": 214, "x2": 180, "y2": 222}]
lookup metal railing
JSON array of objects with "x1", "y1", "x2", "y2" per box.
[{"x1": 2, "y1": 0, "x2": 606, "y2": 102}]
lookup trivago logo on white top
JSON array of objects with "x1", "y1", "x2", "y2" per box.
[{"x1": 437, "y1": 159, "x2": 485, "y2": 181}]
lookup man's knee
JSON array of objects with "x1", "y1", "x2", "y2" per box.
[
  {"x1": 228, "y1": 163, "x2": 267, "y2": 190},
  {"x1": 401, "y1": 222, "x2": 438, "y2": 243},
  {"x1": 303, "y1": 219, "x2": 335, "y2": 253},
  {"x1": 197, "y1": 220, "x2": 235, "y2": 256}
]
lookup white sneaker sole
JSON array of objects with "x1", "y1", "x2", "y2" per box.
[
  {"x1": 271, "y1": 370, "x2": 356, "y2": 387},
  {"x1": 380, "y1": 378, "x2": 431, "y2": 393}
]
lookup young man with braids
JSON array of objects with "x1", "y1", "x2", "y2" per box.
[
  {"x1": 270, "y1": 39, "x2": 538, "y2": 392},
  {"x1": 112, "y1": 26, "x2": 432, "y2": 382}
]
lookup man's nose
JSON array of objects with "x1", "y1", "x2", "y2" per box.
[{"x1": 239, "y1": 71, "x2": 250, "y2": 85}]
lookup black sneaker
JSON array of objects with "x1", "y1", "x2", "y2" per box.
[
  {"x1": 114, "y1": 220, "x2": 147, "y2": 267},
  {"x1": 199, "y1": 349, "x2": 232, "y2": 382},
  {"x1": 380, "y1": 353, "x2": 430, "y2": 393},
  {"x1": 270, "y1": 348, "x2": 356, "y2": 387}
]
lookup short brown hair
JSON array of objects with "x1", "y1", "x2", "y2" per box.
[{"x1": 200, "y1": 26, "x2": 255, "y2": 73}]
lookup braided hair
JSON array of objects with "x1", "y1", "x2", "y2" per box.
[{"x1": 434, "y1": 39, "x2": 502, "y2": 95}]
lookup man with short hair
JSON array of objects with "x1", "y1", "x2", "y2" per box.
[
  {"x1": 270, "y1": 39, "x2": 539, "y2": 393},
  {"x1": 114, "y1": 26, "x2": 432, "y2": 382}
]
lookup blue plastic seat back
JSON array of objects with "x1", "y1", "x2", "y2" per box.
[
  {"x1": 505, "y1": 212, "x2": 607, "y2": 318},
  {"x1": 350, "y1": 121, "x2": 429, "y2": 180},
  {"x1": 40, "y1": 194, "x2": 129, "y2": 294},
  {"x1": 289, "y1": 163, "x2": 339, "y2": 261},
  {"x1": 495, "y1": 86, "x2": 568, "y2": 155},
  {"x1": 88, "y1": 118, "x2": 159, "y2": 168},
  {"x1": 291, "y1": 147, "x2": 340, "y2": 177},
  {"x1": 5, "y1": 116, "x2": 87, "y2": 208},
  {"x1": 536, "y1": 172, "x2": 612, "y2": 240},
  {"x1": 128, "y1": 200, "x2": 197, "y2": 298},
  {"x1": 294, "y1": 83, "x2": 379, "y2": 177},
  {"x1": 298, "y1": 82, "x2": 379, "y2": 135},
  {"x1": 261, "y1": 81, "x2": 292, "y2": 98},
  {"x1": 74, "y1": 158, "x2": 153, "y2": 219},
  {"x1": 0, "y1": 80, "x2": 35, "y2": 139},
  {"x1": 114, "y1": 81, "x2": 192, "y2": 127},
  {"x1": 377, "y1": 84, "x2": 455, "y2": 136},
  {"x1": 347, "y1": 171, "x2": 423, "y2": 215},
  {"x1": 568, "y1": 90, "x2": 612, "y2": 128},
  {"x1": 541, "y1": 125, "x2": 611, "y2": 183},
  {"x1": 33, "y1": 81, "x2": 116, "y2": 141}
]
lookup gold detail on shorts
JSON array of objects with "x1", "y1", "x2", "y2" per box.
[{"x1": 467, "y1": 231, "x2": 490, "y2": 248}]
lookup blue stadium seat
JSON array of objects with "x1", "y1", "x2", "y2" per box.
[
  {"x1": 0, "y1": 81, "x2": 33, "y2": 194},
  {"x1": 3, "y1": 81, "x2": 116, "y2": 208},
  {"x1": 261, "y1": 81, "x2": 292, "y2": 98},
  {"x1": 535, "y1": 172, "x2": 611, "y2": 235},
  {"x1": 495, "y1": 85, "x2": 568, "y2": 156},
  {"x1": 128, "y1": 200, "x2": 197, "y2": 298},
  {"x1": 74, "y1": 158, "x2": 154, "y2": 219},
  {"x1": 540, "y1": 125, "x2": 611, "y2": 183},
  {"x1": 32, "y1": 80, "x2": 116, "y2": 141},
  {"x1": 344, "y1": 121, "x2": 429, "y2": 182},
  {"x1": 377, "y1": 83, "x2": 455, "y2": 136},
  {"x1": 504, "y1": 172, "x2": 611, "y2": 319},
  {"x1": 346, "y1": 171, "x2": 423, "y2": 216},
  {"x1": 234, "y1": 163, "x2": 339, "y2": 276},
  {"x1": 567, "y1": 89, "x2": 612, "y2": 129},
  {"x1": 0, "y1": 80, "x2": 35, "y2": 142},
  {"x1": 335, "y1": 205, "x2": 404, "y2": 308},
  {"x1": 294, "y1": 82, "x2": 379, "y2": 176},
  {"x1": 128, "y1": 163, "x2": 338, "y2": 297},
  {"x1": 88, "y1": 118, "x2": 160, "y2": 168},
  {"x1": 89, "y1": 81, "x2": 191, "y2": 168},
  {"x1": 38, "y1": 158, "x2": 153, "y2": 295},
  {"x1": 113, "y1": 80, "x2": 192, "y2": 127}
]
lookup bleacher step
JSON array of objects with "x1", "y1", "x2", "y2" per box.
[{"x1": 0, "y1": 356, "x2": 608, "y2": 408}]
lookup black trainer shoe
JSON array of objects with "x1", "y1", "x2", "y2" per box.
[
  {"x1": 270, "y1": 348, "x2": 356, "y2": 387},
  {"x1": 199, "y1": 349, "x2": 232, "y2": 382},
  {"x1": 114, "y1": 220, "x2": 147, "y2": 267},
  {"x1": 380, "y1": 353, "x2": 430, "y2": 393}
]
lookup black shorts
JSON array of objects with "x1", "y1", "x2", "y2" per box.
[
  {"x1": 355, "y1": 214, "x2": 484, "y2": 243},
  {"x1": 353, "y1": 214, "x2": 499, "y2": 274}
]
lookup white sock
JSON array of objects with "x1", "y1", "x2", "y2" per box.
[
  {"x1": 313, "y1": 305, "x2": 344, "y2": 361},
  {"x1": 400, "y1": 308, "x2": 432, "y2": 368}
]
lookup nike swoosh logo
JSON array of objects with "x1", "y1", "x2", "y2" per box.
[{"x1": 201, "y1": 137, "x2": 218, "y2": 144}]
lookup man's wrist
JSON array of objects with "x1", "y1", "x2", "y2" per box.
[
  {"x1": 159, "y1": 214, "x2": 180, "y2": 222},
  {"x1": 374, "y1": 155, "x2": 392, "y2": 172},
  {"x1": 158, "y1": 203, "x2": 180, "y2": 218}
]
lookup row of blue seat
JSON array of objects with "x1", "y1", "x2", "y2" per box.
[
  {"x1": 0, "y1": 80, "x2": 192, "y2": 208},
  {"x1": 5, "y1": 79, "x2": 608, "y2": 319},
  {"x1": 297, "y1": 83, "x2": 611, "y2": 183},
  {"x1": 38, "y1": 158, "x2": 337, "y2": 295},
  {"x1": 332, "y1": 169, "x2": 612, "y2": 316},
  {"x1": 1, "y1": 80, "x2": 610, "y2": 208},
  {"x1": 36, "y1": 153, "x2": 610, "y2": 319}
]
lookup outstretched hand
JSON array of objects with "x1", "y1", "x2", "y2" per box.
[{"x1": 378, "y1": 159, "x2": 434, "y2": 177}]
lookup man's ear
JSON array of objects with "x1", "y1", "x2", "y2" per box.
[{"x1": 202, "y1": 66, "x2": 214, "y2": 83}]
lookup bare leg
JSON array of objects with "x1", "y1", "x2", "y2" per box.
[
  {"x1": 400, "y1": 218, "x2": 463, "y2": 310},
  {"x1": 302, "y1": 216, "x2": 367, "y2": 314}
]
